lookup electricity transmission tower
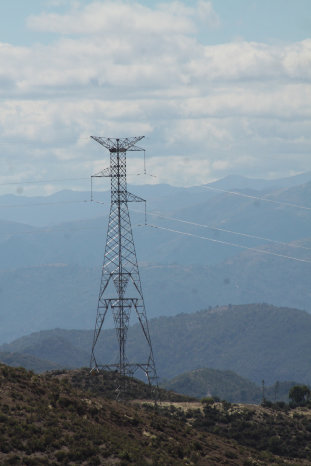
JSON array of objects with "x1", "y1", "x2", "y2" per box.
[{"x1": 89, "y1": 136, "x2": 158, "y2": 396}]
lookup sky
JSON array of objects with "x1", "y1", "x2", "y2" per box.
[{"x1": 0, "y1": 0, "x2": 310, "y2": 195}]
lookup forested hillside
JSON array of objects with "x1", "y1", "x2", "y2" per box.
[{"x1": 162, "y1": 368, "x2": 296, "y2": 403}]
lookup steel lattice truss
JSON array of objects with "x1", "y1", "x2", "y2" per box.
[{"x1": 90, "y1": 137, "x2": 158, "y2": 395}]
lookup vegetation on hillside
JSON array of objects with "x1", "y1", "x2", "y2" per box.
[
  {"x1": 162, "y1": 367, "x2": 296, "y2": 404},
  {"x1": 44, "y1": 368, "x2": 196, "y2": 403},
  {"x1": 0, "y1": 351, "x2": 60, "y2": 373},
  {"x1": 190, "y1": 399, "x2": 311, "y2": 461},
  {"x1": 3, "y1": 303, "x2": 311, "y2": 386},
  {"x1": 289, "y1": 385, "x2": 311, "y2": 407},
  {"x1": 0, "y1": 363, "x2": 291, "y2": 465}
]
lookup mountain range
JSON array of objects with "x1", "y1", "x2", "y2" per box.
[
  {"x1": 0, "y1": 173, "x2": 311, "y2": 343},
  {"x1": 2, "y1": 303, "x2": 311, "y2": 387}
]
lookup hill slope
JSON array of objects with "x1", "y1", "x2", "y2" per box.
[
  {"x1": 0, "y1": 364, "x2": 277, "y2": 465},
  {"x1": 0, "y1": 351, "x2": 60, "y2": 373},
  {"x1": 1, "y1": 364, "x2": 311, "y2": 465},
  {"x1": 3, "y1": 303, "x2": 311, "y2": 385},
  {"x1": 162, "y1": 368, "x2": 296, "y2": 403},
  {"x1": 1, "y1": 236, "x2": 311, "y2": 344}
]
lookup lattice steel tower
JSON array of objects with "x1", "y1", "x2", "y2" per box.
[{"x1": 90, "y1": 136, "x2": 158, "y2": 392}]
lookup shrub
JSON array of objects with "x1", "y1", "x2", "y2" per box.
[
  {"x1": 289, "y1": 385, "x2": 311, "y2": 406},
  {"x1": 201, "y1": 397, "x2": 214, "y2": 405}
]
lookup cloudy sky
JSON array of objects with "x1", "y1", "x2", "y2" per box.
[{"x1": 0, "y1": 0, "x2": 310, "y2": 195}]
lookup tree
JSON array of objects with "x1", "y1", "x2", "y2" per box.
[{"x1": 289, "y1": 385, "x2": 311, "y2": 406}]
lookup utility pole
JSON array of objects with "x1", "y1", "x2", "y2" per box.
[{"x1": 89, "y1": 136, "x2": 158, "y2": 397}]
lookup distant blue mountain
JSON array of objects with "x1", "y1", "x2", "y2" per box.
[
  {"x1": 0, "y1": 179, "x2": 311, "y2": 269},
  {"x1": 208, "y1": 172, "x2": 311, "y2": 191},
  {"x1": 0, "y1": 173, "x2": 311, "y2": 343},
  {"x1": 0, "y1": 172, "x2": 311, "y2": 226},
  {"x1": 0, "y1": 235, "x2": 310, "y2": 344}
]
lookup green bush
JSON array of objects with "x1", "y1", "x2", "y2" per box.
[{"x1": 289, "y1": 385, "x2": 311, "y2": 406}]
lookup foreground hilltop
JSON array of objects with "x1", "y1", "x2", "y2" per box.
[{"x1": 1, "y1": 364, "x2": 311, "y2": 465}]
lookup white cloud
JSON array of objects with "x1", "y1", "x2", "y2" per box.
[
  {"x1": 27, "y1": 1, "x2": 197, "y2": 36},
  {"x1": 0, "y1": 1, "x2": 310, "y2": 193},
  {"x1": 197, "y1": 0, "x2": 220, "y2": 28},
  {"x1": 187, "y1": 40, "x2": 311, "y2": 82}
]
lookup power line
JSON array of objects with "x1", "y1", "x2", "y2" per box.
[
  {"x1": 0, "y1": 223, "x2": 104, "y2": 237},
  {"x1": 0, "y1": 177, "x2": 89, "y2": 186},
  {"x1": 0, "y1": 173, "x2": 153, "y2": 187},
  {"x1": 0, "y1": 176, "x2": 310, "y2": 212},
  {"x1": 0, "y1": 138, "x2": 90, "y2": 145},
  {"x1": 0, "y1": 201, "x2": 310, "y2": 256},
  {"x1": 0, "y1": 200, "x2": 90, "y2": 209},
  {"x1": 201, "y1": 185, "x2": 311, "y2": 211},
  {"x1": 139, "y1": 210, "x2": 311, "y2": 252},
  {"x1": 1, "y1": 205, "x2": 310, "y2": 265},
  {"x1": 143, "y1": 223, "x2": 311, "y2": 264}
]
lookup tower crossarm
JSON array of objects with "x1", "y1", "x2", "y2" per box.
[
  {"x1": 90, "y1": 136, "x2": 145, "y2": 152},
  {"x1": 126, "y1": 192, "x2": 145, "y2": 203},
  {"x1": 91, "y1": 167, "x2": 111, "y2": 178}
]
